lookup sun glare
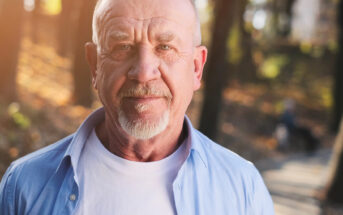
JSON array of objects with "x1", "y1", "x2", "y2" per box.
[{"x1": 42, "y1": 0, "x2": 61, "y2": 15}]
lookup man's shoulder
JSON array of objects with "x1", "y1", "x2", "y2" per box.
[
  {"x1": 0, "y1": 134, "x2": 75, "y2": 213},
  {"x1": 189, "y1": 129, "x2": 273, "y2": 212},
  {"x1": 5, "y1": 134, "x2": 74, "y2": 179},
  {"x1": 193, "y1": 129, "x2": 258, "y2": 177}
]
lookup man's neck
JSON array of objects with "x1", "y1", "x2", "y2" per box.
[{"x1": 95, "y1": 117, "x2": 186, "y2": 162}]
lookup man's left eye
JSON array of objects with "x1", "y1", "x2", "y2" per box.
[{"x1": 158, "y1": 44, "x2": 171, "y2": 51}]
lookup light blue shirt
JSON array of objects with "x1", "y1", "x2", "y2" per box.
[{"x1": 0, "y1": 108, "x2": 274, "y2": 215}]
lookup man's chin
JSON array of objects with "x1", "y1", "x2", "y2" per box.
[{"x1": 118, "y1": 110, "x2": 170, "y2": 140}]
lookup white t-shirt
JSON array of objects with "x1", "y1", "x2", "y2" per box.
[{"x1": 74, "y1": 129, "x2": 188, "y2": 215}]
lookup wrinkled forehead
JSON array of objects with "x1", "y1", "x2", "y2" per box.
[
  {"x1": 102, "y1": 17, "x2": 188, "y2": 38},
  {"x1": 94, "y1": 0, "x2": 197, "y2": 39},
  {"x1": 105, "y1": 16, "x2": 176, "y2": 31},
  {"x1": 97, "y1": 17, "x2": 192, "y2": 51}
]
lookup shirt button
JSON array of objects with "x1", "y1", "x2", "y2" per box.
[{"x1": 69, "y1": 194, "x2": 76, "y2": 201}]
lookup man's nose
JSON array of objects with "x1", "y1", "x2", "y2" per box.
[{"x1": 127, "y1": 46, "x2": 161, "y2": 83}]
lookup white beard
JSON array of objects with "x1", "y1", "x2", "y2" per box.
[{"x1": 118, "y1": 108, "x2": 170, "y2": 140}]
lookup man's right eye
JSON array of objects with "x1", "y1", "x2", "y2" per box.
[
  {"x1": 114, "y1": 44, "x2": 133, "y2": 51},
  {"x1": 109, "y1": 44, "x2": 135, "y2": 60},
  {"x1": 118, "y1": 44, "x2": 132, "y2": 51}
]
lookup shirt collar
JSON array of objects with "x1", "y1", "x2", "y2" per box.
[
  {"x1": 184, "y1": 116, "x2": 208, "y2": 168},
  {"x1": 57, "y1": 107, "x2": 208, "y2": 177},
  {"x1": 57, "y1": 108, "x2": 105, "y2": 177}
]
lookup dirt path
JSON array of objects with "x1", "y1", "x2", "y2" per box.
[{"x1": 256, "y1": 149, "x2": 333, "y2": 215}]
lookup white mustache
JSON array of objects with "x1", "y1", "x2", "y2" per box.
[{"x1": 119, "y1": 85, "x2": 172, "y2": 99}]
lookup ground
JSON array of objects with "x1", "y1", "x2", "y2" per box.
[{"x1": 258, "y1": 149, "x2": 343, "y2": 215}]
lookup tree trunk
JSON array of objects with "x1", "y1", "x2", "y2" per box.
[
  {"x1": 199, "y1": 0, "x2": 234, "y2": 140},
  {"x1": 270, "y1": 0, "x2": 279, "y2": 37},
  {"x1": 237, "y1": 0, "x2": 256, "y2": 82},
  {"x1": 71, "y1": 0, "x2": 97, "y2": 107},
  {"x1": 57, "y1": 0, "x2": 75, "y2": 56},
  {"x1": 326, "y1": 118, "x2": 343, "y2": 204},
  {"x1": 31, "y1": 0, "x2": 42, "y2": 43},
  {"x1": 332, "y1": 0, "x2": 343, "y2": 132},
  {"x1": 283, "y1": 0, "x2": 296, "y2": 36},
  {"x1": 0, "y1": 0, "x2": 24, "y2": 102}
]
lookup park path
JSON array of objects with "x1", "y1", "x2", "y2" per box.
[{"x1": 256, "y1": 149, "x2": 332, "y2": 215}]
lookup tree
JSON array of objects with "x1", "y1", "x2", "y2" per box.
[
  {"x1": 326, "y1": 118, "x2": 343, "y2": 204},
  {"x1": 31, "y1": 0, "x2": 42, "y2": 43},
  {"x1": 332, "y1": 0, "x2": 343, "y2": 132},
  {"x1": 282, "y1": 0, "x2": 296, "y2": 36},
  {"x1": 325, "y1": 0, "x2": 343, "y2": 204},
  {"x1": 199, "y1": 0, "x2": 235, "y2": 139},
  {"x1": 71, "y1": 0, "x2": 97, "y2": 107},
  {"x1": 235, "y1": 0, "x2": 256, "y2": 82},
  {"x1": 57, "y1": 0, "x2": 75, "y2": 56},
  {"x1": 0, "y1": 0, "x2": 24, "y2": 102},
  {"x1": 270, "y1": 0, "x2": 296, "y2": 37}
]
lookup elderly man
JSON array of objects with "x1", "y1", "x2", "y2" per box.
[{"x1": 0, "y1": 0, "x2": 274, "y2": 214}]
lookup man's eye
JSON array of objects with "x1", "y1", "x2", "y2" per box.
[
  {"x1": 157, "y1": 44, "x2": 171, "y2": 51},
  {"x1": 111, "y1": 44, "x2": 133, "y2": 53},
  {"x1": 118, "y1": 44, "x2": 132, "y2": 51},
  {"x1": 109, "y1": 44, "x2": 134, "y2": 60}
]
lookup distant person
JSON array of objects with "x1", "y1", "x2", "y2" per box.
[
  {"x1": 0, "y1": 0, "x2": 274, "y2": 214},
  {"x1": 277, "y1": 99, "x2": 320, "y2": 154}
]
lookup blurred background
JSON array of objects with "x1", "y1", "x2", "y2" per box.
[{"x1": 0, "y1": 0, "x2": 342, "y2": 214}]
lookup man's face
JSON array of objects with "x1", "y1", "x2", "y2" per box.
[{"x1": 88, "y1": 0, "x2": 207, "y2": 139}]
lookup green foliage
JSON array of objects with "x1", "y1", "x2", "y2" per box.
[
  {"x1": 300, "y1": 43, "x2": 329, "y2": 58},
  {"x1": 7, "y1": 103, "x2": 31, "y2": 130},
  {"x1": 328, "y1": 39, "x2": 339, "y2": 53},
  {"x1": 300, "y1": 42, "x2": 312, "y2": 54},
  {"x1": 260, "y1": 55, "x2": 289, "y2": 79},
  {"x1": 292, "y1": 62, "x2": 307, "y2": 84},
  {"x1": 311, "y1": 46, "x2": 325, "y2": 58},
  {"x1": 227, "y1": 24, "x2": 243, "y2": 65},
  {"x1": 275, "y1": 101, "x2": 284, "y2": 114},
  {"x1": 320, "y1": 86, "x2": 333, "y2": 108}
]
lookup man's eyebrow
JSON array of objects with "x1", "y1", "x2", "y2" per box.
[
  {"x1": 155, "y1": 32, "x2": 176, "y2": 43},
  {"x1": 109, "y1": 31, "x2": 130, "y2": 41}
]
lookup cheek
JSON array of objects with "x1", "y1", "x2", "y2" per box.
[
  {"x1": 97, "y1": 59, "x2": 128, "y2": 106},
  {"x1": 161, "y1": 61, "x2": 194, "y2": 109},
  {"x1": 173, "y1": 61, "x2": 194, "y2": 90},
  {"x1": 177, "y1": 64, "x2": 196, "y2": 102}
]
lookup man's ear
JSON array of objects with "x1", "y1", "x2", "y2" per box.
[
  {"x1": 193, "y1": 45, "x2": 208, "y2": 91},
  {"x1": 85, "y1": 42, "x2": 98, "y2": 89}
]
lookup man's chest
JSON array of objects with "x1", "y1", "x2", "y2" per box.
[{"x1": 74, "y1": 173, "x2": 177, "y2": 215}]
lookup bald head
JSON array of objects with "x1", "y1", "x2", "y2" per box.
[{"x1": 92, "y1": 0, "x2": 201, "y2": 50}]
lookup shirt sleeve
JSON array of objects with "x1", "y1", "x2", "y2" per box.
[
  {"x1": 249, "y1": 166, "x2": 275, "y2": 215},
  {"x1": 0, "y1": 164, "x2": 16, "y2": 215}
]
